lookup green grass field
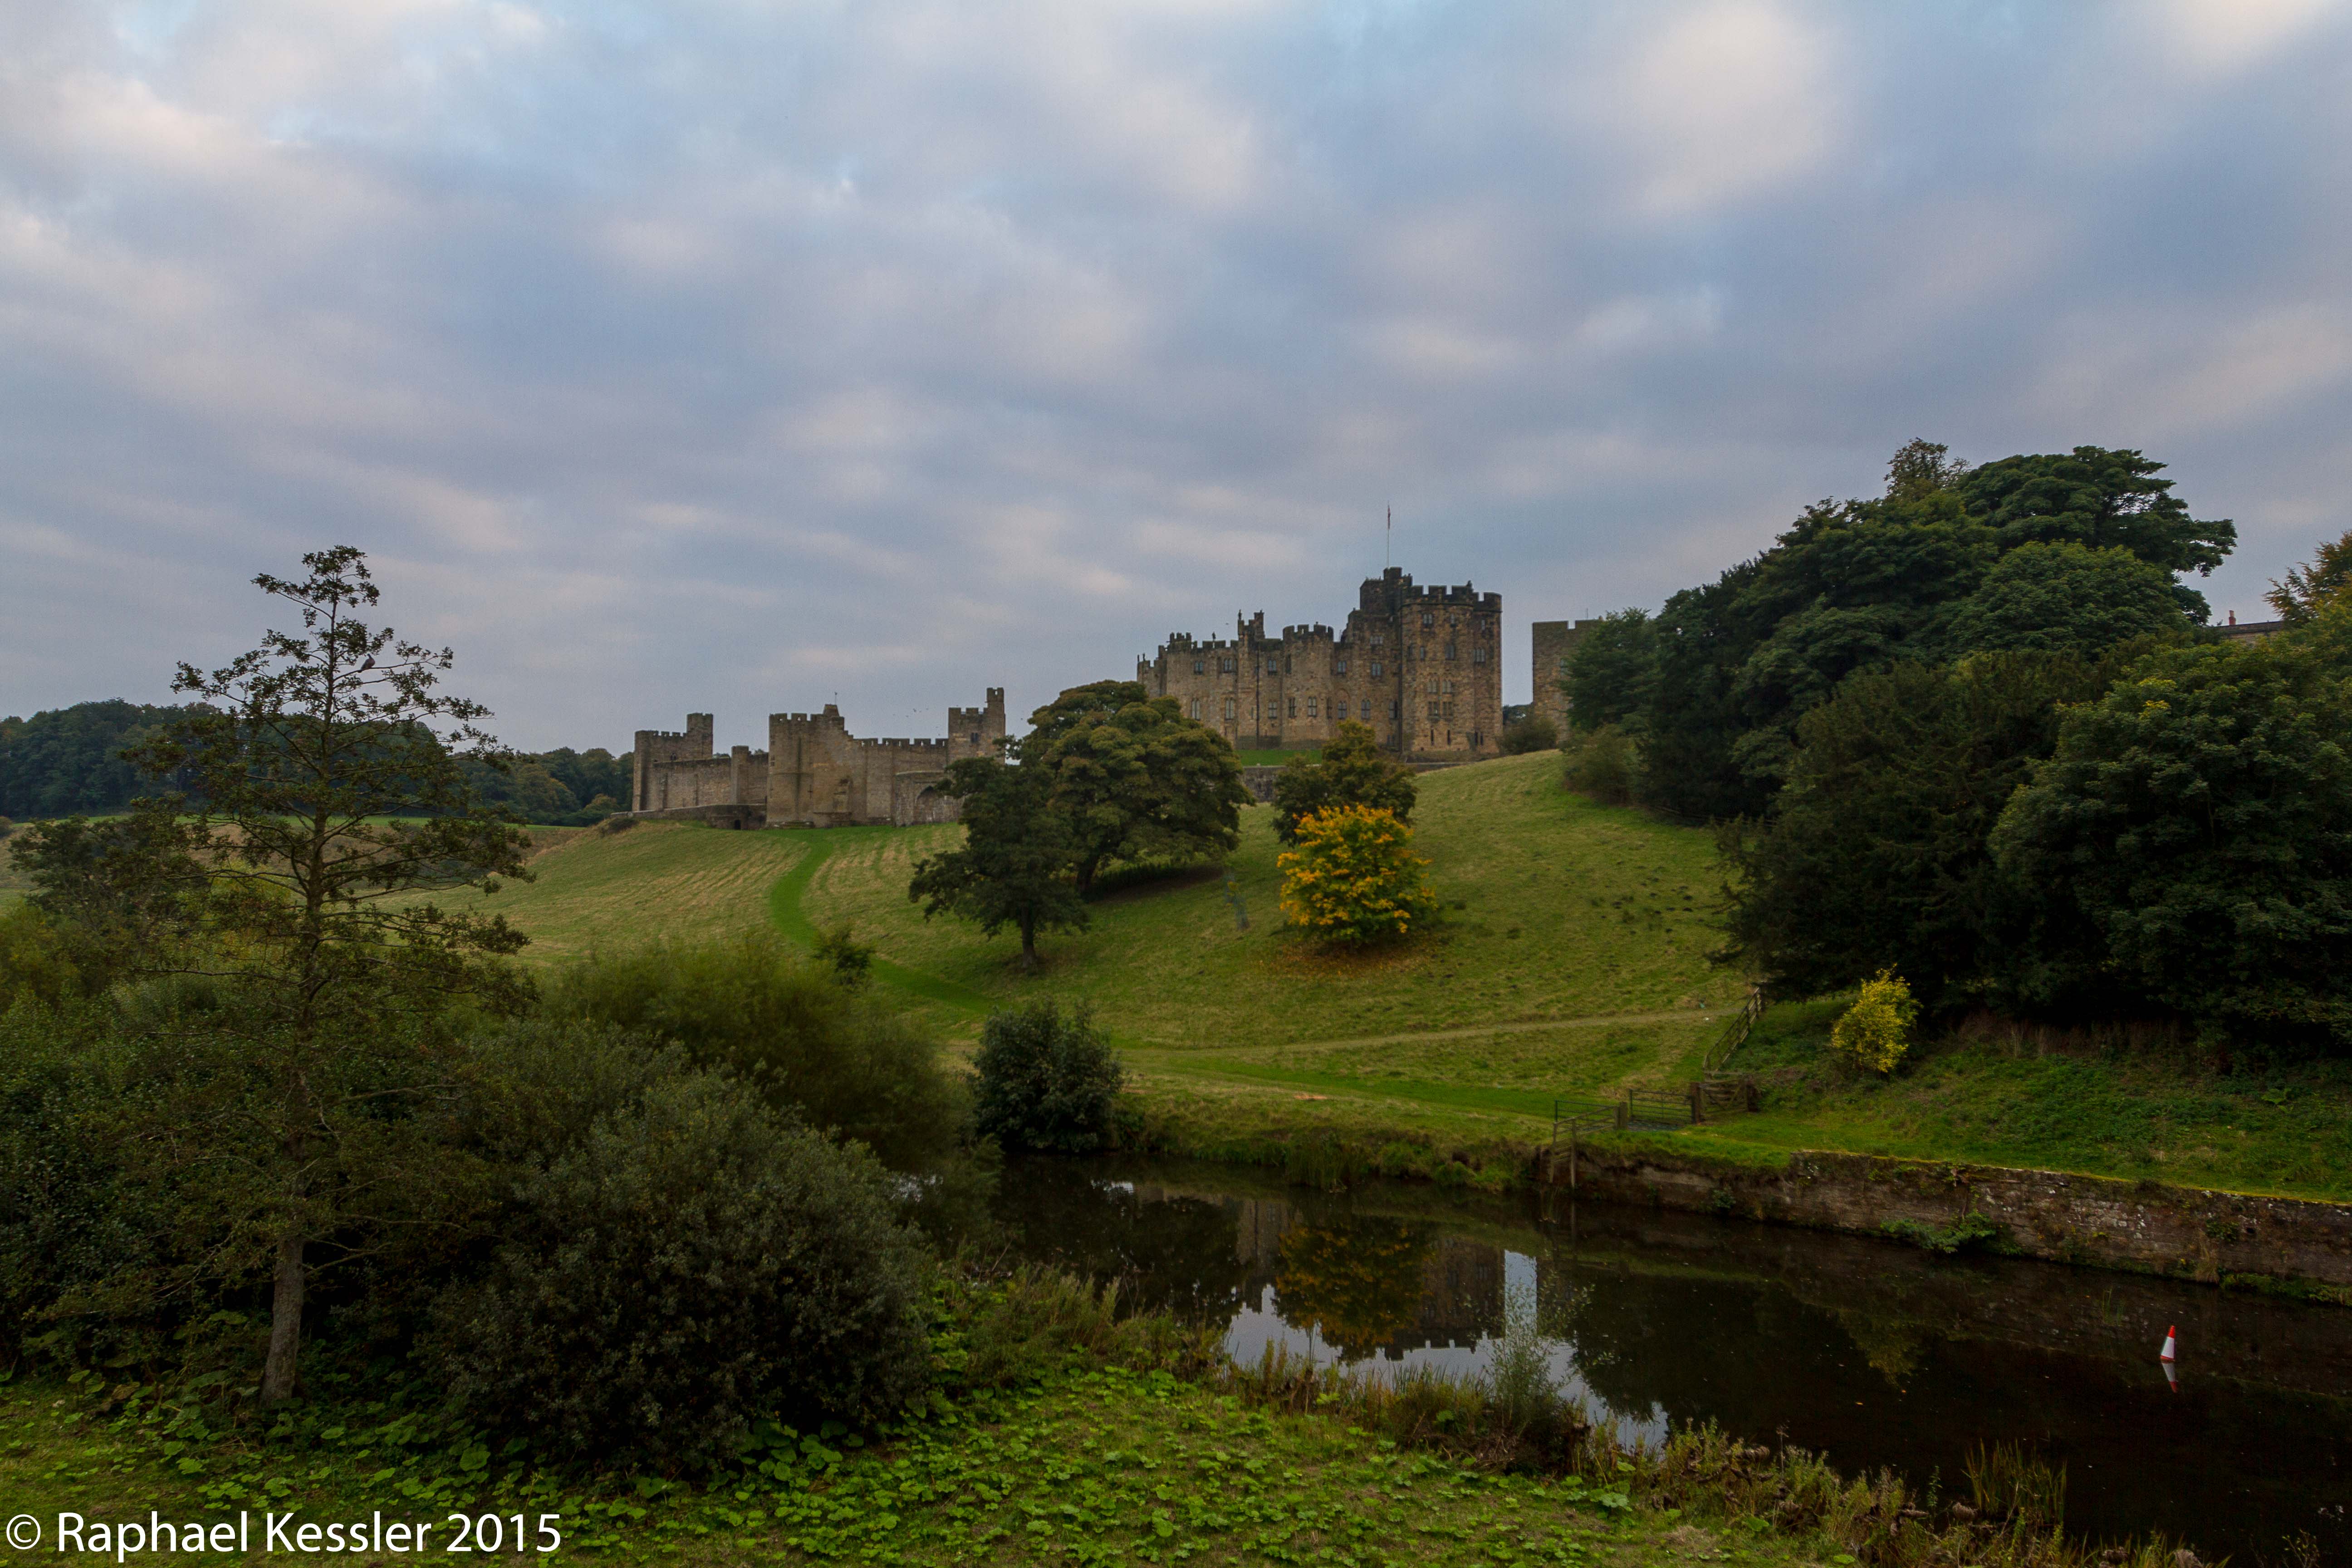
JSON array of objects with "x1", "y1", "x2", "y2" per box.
[
  {"x1": 782, "y1": 753, "x2": 1733, "y2": 1154},
  {"x1": 412, "y1": 821, "x2": 810, "y2": 966}
]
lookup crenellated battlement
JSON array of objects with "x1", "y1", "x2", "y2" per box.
[
  {"x1": 1147, "y1": 564, "x2": 1502, "y2": 764},
  {"x1": 632, "y1": 691, "x2": 1001, "y2": 829}
]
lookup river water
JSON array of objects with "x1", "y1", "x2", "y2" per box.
[{"x1": 983, "y1": 1156, "x2": 2352, "y2": 1562}]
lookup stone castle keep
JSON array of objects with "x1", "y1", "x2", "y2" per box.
[
  {"x1": 631, "y1": 691, "x2": 1006, "y2": 828},
  {"x1": 630, "y1": 566, "x2": 1519, "y2": 826},
  {"x1": 1139, "y1": 568, "x2": 1504, "y2": 763}
]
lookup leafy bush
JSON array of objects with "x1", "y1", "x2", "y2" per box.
[
  {"x1": 972, "y1": 1000, "x2": 1127, "y2": 1153},
  {"x1": 1277, "y1": 805, "x2": 1437, "y2": 945},
  {"x1": 426, "y1": 1042, "x2": 932, "y2": 1470},
  {"x1": 1499, "y1": 715, "x2": 1558, "y2": 754},
  {"x1": 0, "y1": 902, "x2": 83, "y2": 1012},
  {"x1": 545, "y1": 936, "x2": 965, "y2": 1169},
  {"x1": 1831, "y1": 970, "x2": 1918, "y2": 1074},
  {"x1": 810, "y1": 921, "x2": 874, "y2": 987},
  {"x1": 1560, "y1": 725, "x2": 1636, "y2": 805},
  {"x1": 1271, "y1": 721, "x2": 1416, "y2": 844}
]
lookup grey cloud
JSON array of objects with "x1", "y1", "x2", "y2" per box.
[{"x1": 2, "y1": 0, "x2": 2347, "y2": 749}]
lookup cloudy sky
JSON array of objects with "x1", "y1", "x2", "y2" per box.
[{"x1": 3, "y1": 0, "x2": 2347, "y2": 750}]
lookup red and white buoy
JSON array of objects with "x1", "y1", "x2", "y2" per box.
[{"x1": 2159, "y1": 1324, "x2": 2178, "y2": 1362}]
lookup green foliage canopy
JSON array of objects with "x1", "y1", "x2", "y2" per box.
[
  {"x1": 970, "y1": 1000, "x2": 1127, "y2": 1154},
  {"x1": 1270, "y1": 720, "x2": 1416, "y2": 844},
  {"x1": 427, "y1": 1029, "x2": 931, "y2": 1468},
  {"x1": 1945, "y1": 542, "x2": 2192, "y2": 656},
  {"x1": 1019, "y1": 680, "x2": 1247, "y2": 892},
  {"x1": 543, "y1": 934, "x2": 965, "y2": 1171},
  {"x1": 909, "y1": 752, "x2": 1089, "y2": 969},
  {"x1": 1722, "y1": 652, "x2": 2116, "y2": 1007},
  {"x1": 1991, "y1": 619, "x2": 2352, "y2": 1049},
  {"x1": 2268, "y1": 526, "x2": 2352, "y2": 627}
]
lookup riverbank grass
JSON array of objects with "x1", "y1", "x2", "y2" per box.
[{"x1": 1690, "y1": 1000, "x2": 2352, "y2": 1201}]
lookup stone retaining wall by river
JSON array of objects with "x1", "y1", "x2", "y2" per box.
[{"x1": 1542, "y1": 1143, "x2": 2352, "y2": 1297}]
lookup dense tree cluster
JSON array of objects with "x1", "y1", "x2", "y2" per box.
[
  {"x1": 0, "y1": 700, "x2": 192, "y2": 817},
  {"x1": 1586, "y1": 443, "x2": 2228, "y2": 822},
  {"x1": 1576, "y1": 444, "x2": 2352, "y2": 1054},
  {"x1": 0, "y1": 699, "x2": 629, "y2": 826}
]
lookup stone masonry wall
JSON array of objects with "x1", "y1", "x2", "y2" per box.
[
  {"x1": 1541, "y1": 1143, "x2": 2352, "y2": 1294},
  {"x1": 1140, "y1": 568, "x2": 1503, "y2": 763}
]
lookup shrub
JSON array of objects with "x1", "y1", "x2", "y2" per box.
[
  {"x1": 1271, "y1": 721, "x2": 1416, "y2": 844},
  {"x1": 973, "y1": 1000, "x2": 1127, "y2": 1153},
  {"x1": 810, "y1": 921, "x2": 874, "y2": 987},
  {"x1": 545, "y1": 935, "x2": 965, "y2": 1169},
  {"x1": 0, "y1": 903, "x2": 83, "y2": 1012},
  {"x1": 425, "y1": 1050, "x2": 932, "y2": 1470},
  {"x1": 1276, "y1": 804, "x2": 1437, "y2": 945},
  {"x1": 1830, "y1": 970, "x2": 1918, "y2": 1074},
  {"x1": 1499, "y1": 715, "x2": 1558, "y2": 755},
  {"x1": 1560, "y1": 725, "x2": 1636, "y2": 805}
]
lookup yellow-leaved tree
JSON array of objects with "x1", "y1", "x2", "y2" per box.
[
  {"x1": 1831, "y1": 970, "x2": 1919, "y2": 1074},
  {"x1": 1276, "y1": 804, "x2": 1438, "y2": 944}
]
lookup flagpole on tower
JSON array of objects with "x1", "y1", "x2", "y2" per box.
[{"x1": 1385, "y1": 506, "x2": 1392, "y2": 570}]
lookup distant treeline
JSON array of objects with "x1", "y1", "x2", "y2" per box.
[
  {"x1": 0, "y1": 699, "x2": 630, "y2": 825},
  {"x1": 1563, "y1": 440, "x2": 2352, "y2": 1058}
]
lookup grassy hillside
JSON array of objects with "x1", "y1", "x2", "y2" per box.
[
  {"x1": 785, "y1": 752, "x2": 1734, "y2": 1154},
  {"x1": 417, "y1": 820, "x2": 808, "y2": 965},
  {"x1": 348, "y1": 755, "x2": 2352, "y2": 1201}
]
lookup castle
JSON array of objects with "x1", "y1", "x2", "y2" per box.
[
  {"x1": 630, "y1": 691, "x2": 1007, "y2": 829},
  {"x1": 1529, "y1": 618, "x2": 1602, "y2": 736},
  {"x1": 1137, "y1": 568, "x2": 1504, "y2": 762}
]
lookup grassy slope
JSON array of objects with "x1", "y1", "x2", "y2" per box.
[
  {"x1": 792, "y1": 753, "x2": 1733, "y2": 1152},
  {"x1": 369, "y1": 758, "x2": 2352, "y2": 1201},
  {"x1": 412, "y1": 821, "x2": 808, "y2": 966}
]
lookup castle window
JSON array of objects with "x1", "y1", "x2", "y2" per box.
[
  {"x1": 1422, "y1": 612, "x2": 1435, "y2": 627},
  {"x1": 1368, "y1": 661, "x2": 1383, "y2": 678},
  {"x1": 1443, "y1": 680, "x2": 1455, "y2": 695},
  {"x1": 1335, "y1": 657, "x2": 1348, "y2": 675},
  {"x1": 1370, "y1": 632, "x2": 1384, "y2": 647},
  {"x1": 1267, "y1": 657, "x2": 1279, "y2": 675},
  {"x1": 1193, "y1": 658, "x2": 1204, "y2": 675},
  {"x1": 1472, "y1": 647, "x2": 1487, "y2": 665},
  {"x1": 1288, "y1": 698, "x2": 1298, "y2": 718},
  {"x1": 1445, "y1": 642, "x2": 1456, "y2": 661},
  {"x1": 1224, "y1": 699, "x2": 1236, "y2": 720},
  {"x1": 1306, "y1": 697, "x2": 1318, "y2": 718},
  {"x1": 1189, "y1": 698, "x2": 1201, "y2": 720},
  {"x1": 1428, "y1": 702, "x2": 1441, "y2": 721}
]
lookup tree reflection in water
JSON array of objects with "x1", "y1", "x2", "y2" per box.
[{"x1": 1272, "y1": 1215, "x2": 1431, "y2": 1358}]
